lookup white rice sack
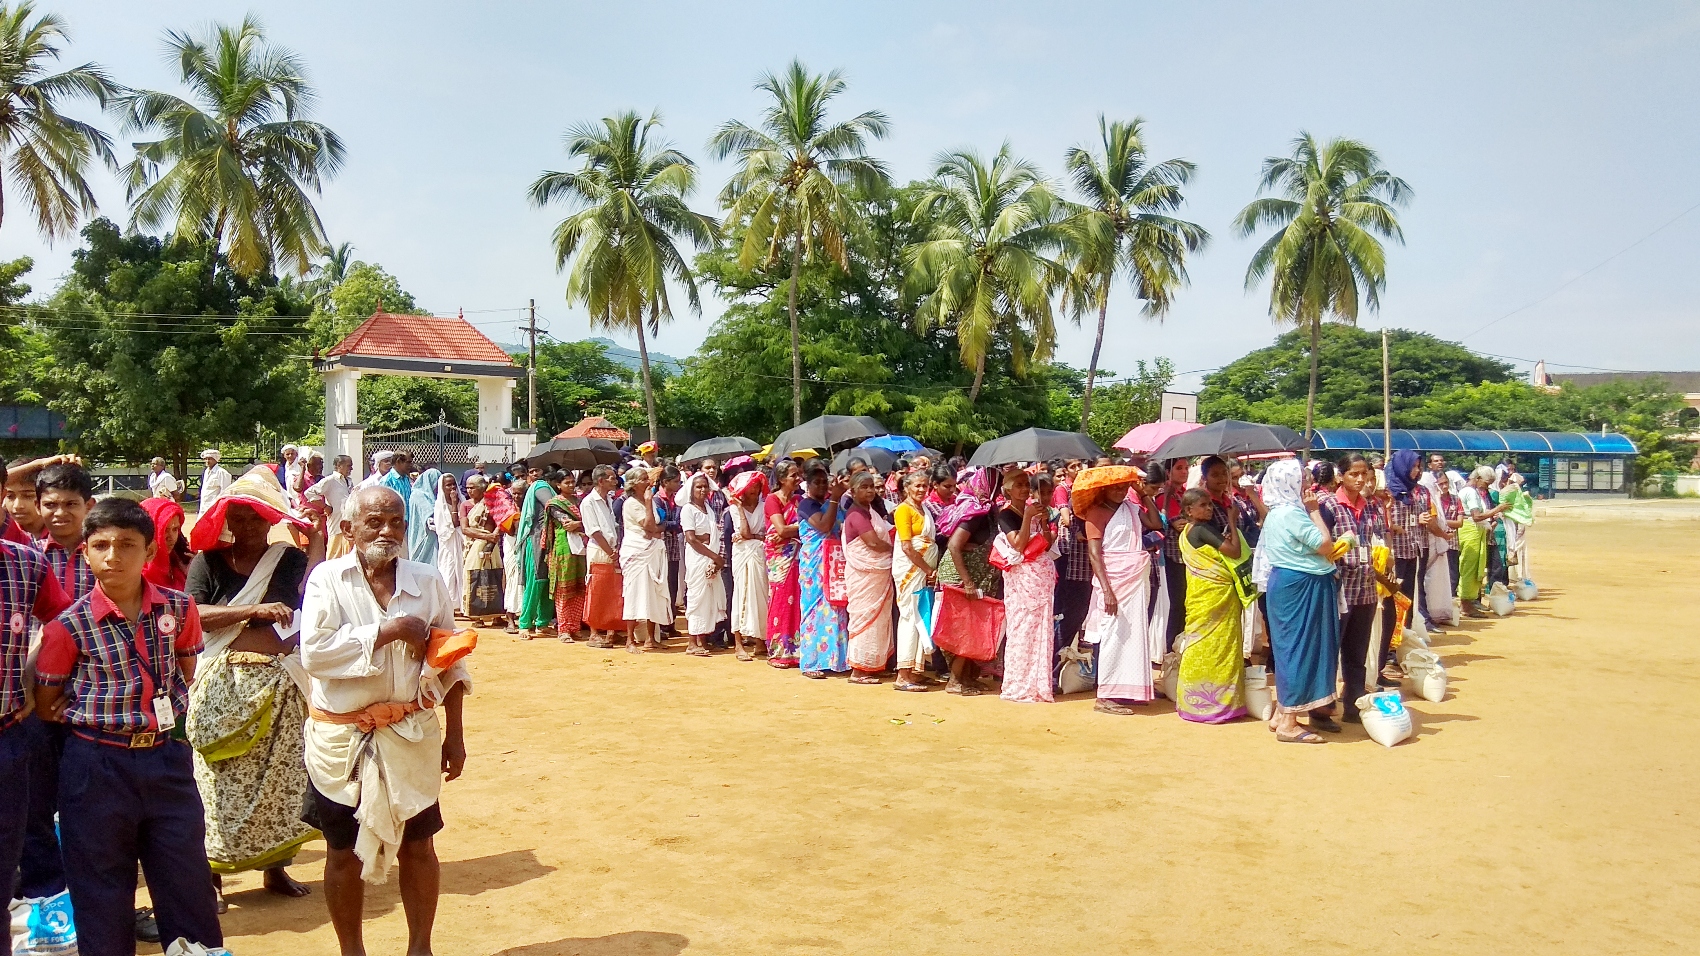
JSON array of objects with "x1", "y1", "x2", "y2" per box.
[
  {"x1": 1488, "y1": 582, "x2": 1514, "y2": 617},
  {"x1": 1244, "y1": 665, "x2": 1273, "y2": 721},
  {"x1": 1357, "y1": 691, "x2": 1413, "y2": 748},
  {"x1": 1423, "y1": 555, "x2": 1458, "y2": 626},
  {"x1": 1400, "y1": 648, "x2": 1449, "y2": 703},
  {"x1": 1514, "y1": 580, "x2": 1538, "y2": 602},
  {"x1": 1159, "y1": 650, "x2": 1180, "y2": 701},
  {"x1": 1396, "y1": 629, "x2": 1431, "y2": 667},
  {"x1": 10, "y1": 891, "x2": 77, "y2": 956}
]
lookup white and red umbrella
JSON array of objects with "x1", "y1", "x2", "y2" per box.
[{"x1": 1114, "y1": 419, "x2": 1201, "y2": 454}]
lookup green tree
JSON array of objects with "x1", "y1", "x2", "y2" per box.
[
  {"x1": 1561, "y1": 379, "x2": 1690, "y2": 493},
  {"x1": 0, "y1": 2, "x2": 119, "y2": 239},
  {"x1": 0, "y1": 255, "x2": 47, "y2": 403},
  {"x1": 1201, "y1": 326, "x2": 1512, "y2": 429},
  {"x1": 1233, "y1": 133, "x2": 1411, "y2": 446},
  {"x1": 529, "y1": 110, "x2": 718, "y2": 445},
  {"x1": 304, "y1": 260, "x2": 417, "y2": 353},
  {"x1": 35, "y1": 217, "x2": 314, "y2": 472},
  {"x1": 1061, "y1": 117, "x2": 1206, "y2": 431},
  {"x1": 708, "y1": 59, "x2": 892, "y2": 426},
  {"x1": 306, "y1": 240, "x2": 353, "y2": 307},
  {"x1": 356, "y1": 377, "x2": 476, "y2": 434},
  {"x1": 121, "y1": 15, "x2": 344, "y2": 277},
  {"x1": 532, "y1": 338, "x2": 642, "y2": 438},
  {"x1": 907, "y1": 145, "x2": 1067, "y2": 406},
  {"x1": 1077, "y1": 358, "x2": 1176, "y2": 451}
]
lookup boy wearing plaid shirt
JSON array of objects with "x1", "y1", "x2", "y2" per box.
[
  {"x1": 33, "y1": 498, "x2": 223, "y2": 956},
  {"x1": 0, "y1": 457, "x2": 74, "y2": 901}
]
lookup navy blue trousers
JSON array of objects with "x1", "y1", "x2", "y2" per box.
[
  {"x1": 17, "y1": 714, "x2": 68, "y2": 899},
  {"x1": 58, "y1": 736, "x2": 222, "y2": 956},
  {"x1": 0, "y1": 721, "x2": 29, "y2": 901}
]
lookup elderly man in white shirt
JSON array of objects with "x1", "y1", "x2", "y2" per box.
[
  {"x1": 148, "y1": 456, "x2": 181, "y2": 499},
  {"x1": 199, "y1": 449, "x2": 233, "y2": 512},
  {"x1": 300, "y1": 484, "x2": 469, "y2": 956},
  {"x1": 358, "y1": 450, "x2": 395, "y2": 489},
  {"x1": 580, "y1": 464, "x2": 621, "y2": 648}
]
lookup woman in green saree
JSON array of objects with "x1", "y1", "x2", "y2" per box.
[
  {"x1": 545, "y1": 472, "x2": 590, "y2": 642},
  {"x1": 516, "y1": 468, "x2": 559, "y2": 639},
  {"x1": 1176, "y1": 487, "x2": 1252, "y2": 723}
]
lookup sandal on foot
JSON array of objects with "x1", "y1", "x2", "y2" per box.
[
  {"x1": 803, "y1": 670, "x2": 828, "y2": 679},
  {"x1": 848, "y1": 674, "x2": 881, "y2": 685},
  {"x1": 1278, "y1": 729, "x2": 1326, "y2": 744},
  {"x1": 894, "y1": 681, "x2": 930, "y2": 692}
]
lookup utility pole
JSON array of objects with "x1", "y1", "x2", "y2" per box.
[
  {"x1": 528, "y1": 298, "x2": 538, "y2": 430},
  {"x1": 1382, "y1": 328, "x2": 1393, "y2": 463}
]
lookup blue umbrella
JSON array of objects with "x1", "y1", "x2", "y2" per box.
[{"x1": 860, "y1": 434, "x2": 923, "y2": 453}]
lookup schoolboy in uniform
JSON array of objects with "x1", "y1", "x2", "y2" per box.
[
  {"x1": 35, "y1": 462, "x2": 96, "y2": 601},
  {"x1": 34, "y1": 498, "x2": 224, "y2": 955},
  {"x1": 0, "y1": 457, "x2": 73, "y2": 899}
]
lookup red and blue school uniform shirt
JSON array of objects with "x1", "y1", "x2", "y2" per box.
[
  {"x1": 1, "y1": 513, "x2": 31, "y2": 546},
  {"x1": 1385, "y1": 485, "x2": 1433, "y2": 561},
  {"x1": 38, "y1": 535, "x2": 94, "y2": 603},
  {"x1": 1330, "y1": 493, "x2": 1387, "y2": 608},
  {"x1": 0, "y1": 539, "x2": 72, "y2": 719},
  {"x1": 35, "y1": 582, "x2": 203, "y2": 736}
]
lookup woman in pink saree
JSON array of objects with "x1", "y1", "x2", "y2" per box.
[
  {"x1": 842, "y1": 472, "x2": 896, "y2": 685},
  {"x1": 763, "y1": 461, "x2": 803, "y2": 667},
  {"x1": 993, "y1": 470, "x2": 1058, "y2": 703}
]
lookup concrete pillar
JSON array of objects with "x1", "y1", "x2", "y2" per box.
[
  {"x1": 323, "y1": 369, "x2": 363, "y2": 478},
  {"x1": 475, "y1": 377, "x2": 515, "y2": 447}
]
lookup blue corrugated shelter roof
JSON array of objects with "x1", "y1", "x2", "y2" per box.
[{"x1": 1309, "y1": 429, "x2": 1636, "y2": 456}]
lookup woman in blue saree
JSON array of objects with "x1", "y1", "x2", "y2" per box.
[{"x1": 796, "y1": 466, "x2": 849, "y2": 676}]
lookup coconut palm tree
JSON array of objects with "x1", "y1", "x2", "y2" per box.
[
  {"x1": 906, "y1": 144, "x2": 1068, "y2": 405},
  {"x1": 307, "y1": 240, "x2": 352, "y2": 306},
  {"x1": 120, "y1": 15, "x2": 344, "y2": 277},
  {"x1": 529, "y1": 110, "x2": 719, "y2": 444},
  {"x1": 1062, "y1": 116, "x2": 1209, "y2": 431},
  {"x1": 1233, "y1": 133, "x2": 1411, "y2": 445},
  {"x1": 0, "y1": 2, "x2": 120, "y2": 239},
  {"x1": 708, "y1": 59, "x2": 891, "y2": 426}
]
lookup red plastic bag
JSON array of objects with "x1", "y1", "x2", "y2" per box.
[
  {"x1": 932, "y1": 585, "x2": 1004, "y2": 662},
  {"x1": 826, "y1": 539, "x2": 847, "y2": 607}
]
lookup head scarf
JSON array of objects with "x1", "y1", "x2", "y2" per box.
[
  {"x1": 139, "y1": 497, "x2": 188, "y2": 590},
  {"x1": 407, "y1": 469, "x2": 442, "y2": 564},
  {"x1": 637, "y1": 441, "x2": 658, "y2": 455},
  {"x1": 1386, "y1": 449, "x2": 1422, "y2": 503},
  {"x1": 935, "y1": 467, "x2": 993, "y2": 536},
  {"x1": 728, "y1": 470, "x2": 767, "y2": 500},
  {"x1": 189, "y1": 465, "x2": 308, "y2": 552},
  {"x1": 1446, "y1": 469, "x2": 1465, "y2": 495},
  {"x1": 1261, "y1": 459, "x2": 1306, "y2": 512},
  {"x1": 1069, "y1": 465, "x2": 1144, "y2": 515},
  {"x1": 200, "y1": 448, "x2": 221, "y2": 463}
]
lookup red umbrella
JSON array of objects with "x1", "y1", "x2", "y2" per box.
[{"x1": 1114, "y1": 420, "x2": 1201, "y2": 454}]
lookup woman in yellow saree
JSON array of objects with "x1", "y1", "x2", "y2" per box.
[{"x1": 1176, "y1": 487, "x2": 1252, "y2": 723}]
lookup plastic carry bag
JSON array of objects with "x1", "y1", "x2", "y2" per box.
[
  {"x1": 1055, "y1": 636, "x2": 1096, "y2": 696},
  {"x1": 1243, "y1": 665, "x2": 1273, "y2": 721},
  {"x1": 1146, "y1": 567, "x2": 1170, "y2": 665},
  {"x1": 1158, "y1": 650, "x2": 1180, "y2": 702},
  {"x1": 1357, "y1": 691, "x2": 1413, "y2": 748},
  {"x1": 1423, "y1": 553, "x2": 1458, "y2": 626},
  {"x1": 9, "y1": 891, "x2": 77, "y2": 956},
  {"x1": 1401, "y1": 647, "x2": 1449, "y2": 703}
]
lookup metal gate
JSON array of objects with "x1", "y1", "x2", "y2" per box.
[{"x1": 366, "y1": 412, "x2": 481, "y2": 471}]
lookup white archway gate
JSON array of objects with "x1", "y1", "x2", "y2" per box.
[{"x1": 315, "y1": 309, "x2": 536, "y2": 480}]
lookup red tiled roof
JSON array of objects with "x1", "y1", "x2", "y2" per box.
[
  {"x1": 325, "y1": 310, "x2": 515, "y2": 365},
  {"x1": 557, "y1": 417, "x2": 630, "y2": 442}
]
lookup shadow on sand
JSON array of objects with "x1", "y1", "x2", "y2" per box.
[{"x1": 493, "y1": 931, "x2": 691, "y2": 956}]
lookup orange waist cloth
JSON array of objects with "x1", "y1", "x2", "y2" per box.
[{"x1": 309, "y1": 700, "x2": 425, "y2": 733}]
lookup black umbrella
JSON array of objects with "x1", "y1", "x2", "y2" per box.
[
  {"x1": 768, "y1": 415, "x2": 888, "y2": 460},
  {"x1": 1148, "y1": 420, "x2": 1308, "y2": 461},
  {"x1": 830, "y1": 446, "x2": 897, "y2": 475},
  {"x1": 524, "y1": 437, "x2": 622, "y2": 472},
  {"x1": 968, "y1": 428, "x2": 1102, "y2": 467},
  {"x1": 678, "y1": 436, "x2": 760, "y2": 464}
]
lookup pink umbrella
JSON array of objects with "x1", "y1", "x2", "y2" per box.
[{"x1": 1114, "y1": 419, "x2": 1202, "y2": 454}]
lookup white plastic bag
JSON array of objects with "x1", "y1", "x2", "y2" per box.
[
  {"x1": 1147, "y1": 567, "x2": 1170, "y2": 665},
  {"x1": 1243, "y1": 665, "x2": 1273, "y2": 721},
  {"x1": 1357, "y1": 691, "x2": 1413, "y2": 748},
  {"x1": 1488, "y1": 582, "x2": 1514, "y2": 617},
  {"x1": 1240, "y1": 600, "x2": 1266, "y2": 658},
  {"x1": 1158, "y1": 650, "x2": 1180, "y2": 701},
  {"x1": 1401, "y1": 647, "x2": 1449, "y2": 703},
  {"x1": 1404, "y1": 611, "x2": 1429, "y2": 646},
  {"x1": 10, "y1": 892, "x2": 77, "y2": 956},
  {"x1": 1056, "y1": 637, "x2": 1096, "y2": 696},
  {"x1": 163, "y1": 940, "x2": 233, "y2": 956},
  {"x1": 1423, "y1": 553, "x2": 1458, "y2": 626},
  {"x1": 1513, "y1": 580, "x2": 1538, "y2": 602}
]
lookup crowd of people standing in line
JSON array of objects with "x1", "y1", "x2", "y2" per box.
[
  {"x1": 0, "y1": 436, "x2": 1537, "y2": 954},
  {"x1": 452, "y1": 442, "x2": 1535, "y2": 744}
]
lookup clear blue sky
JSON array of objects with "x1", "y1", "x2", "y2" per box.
[{"x1": 7, "y1": 0, "x2": 1699, "y2": 391}]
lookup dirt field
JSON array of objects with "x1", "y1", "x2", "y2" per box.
[{"x1": 196, "y1": 502, "x2": 1699, "y2": 955}]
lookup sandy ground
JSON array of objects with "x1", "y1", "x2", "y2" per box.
[{"x1": 181, "y1": 503, "x2": 1698, "y2": 955}]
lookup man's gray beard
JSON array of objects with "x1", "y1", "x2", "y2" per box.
[{"x1": 361, "y1": 539, "x2": 402, "y2": 564}]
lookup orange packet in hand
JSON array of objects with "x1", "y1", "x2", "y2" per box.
[{"x1": 426, "y1": 627, "x2": 478, "y2": 670}]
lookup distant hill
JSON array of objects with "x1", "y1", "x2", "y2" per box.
[{"x1": 499, "y1": 336, "x2": 685, "y2": 375}]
